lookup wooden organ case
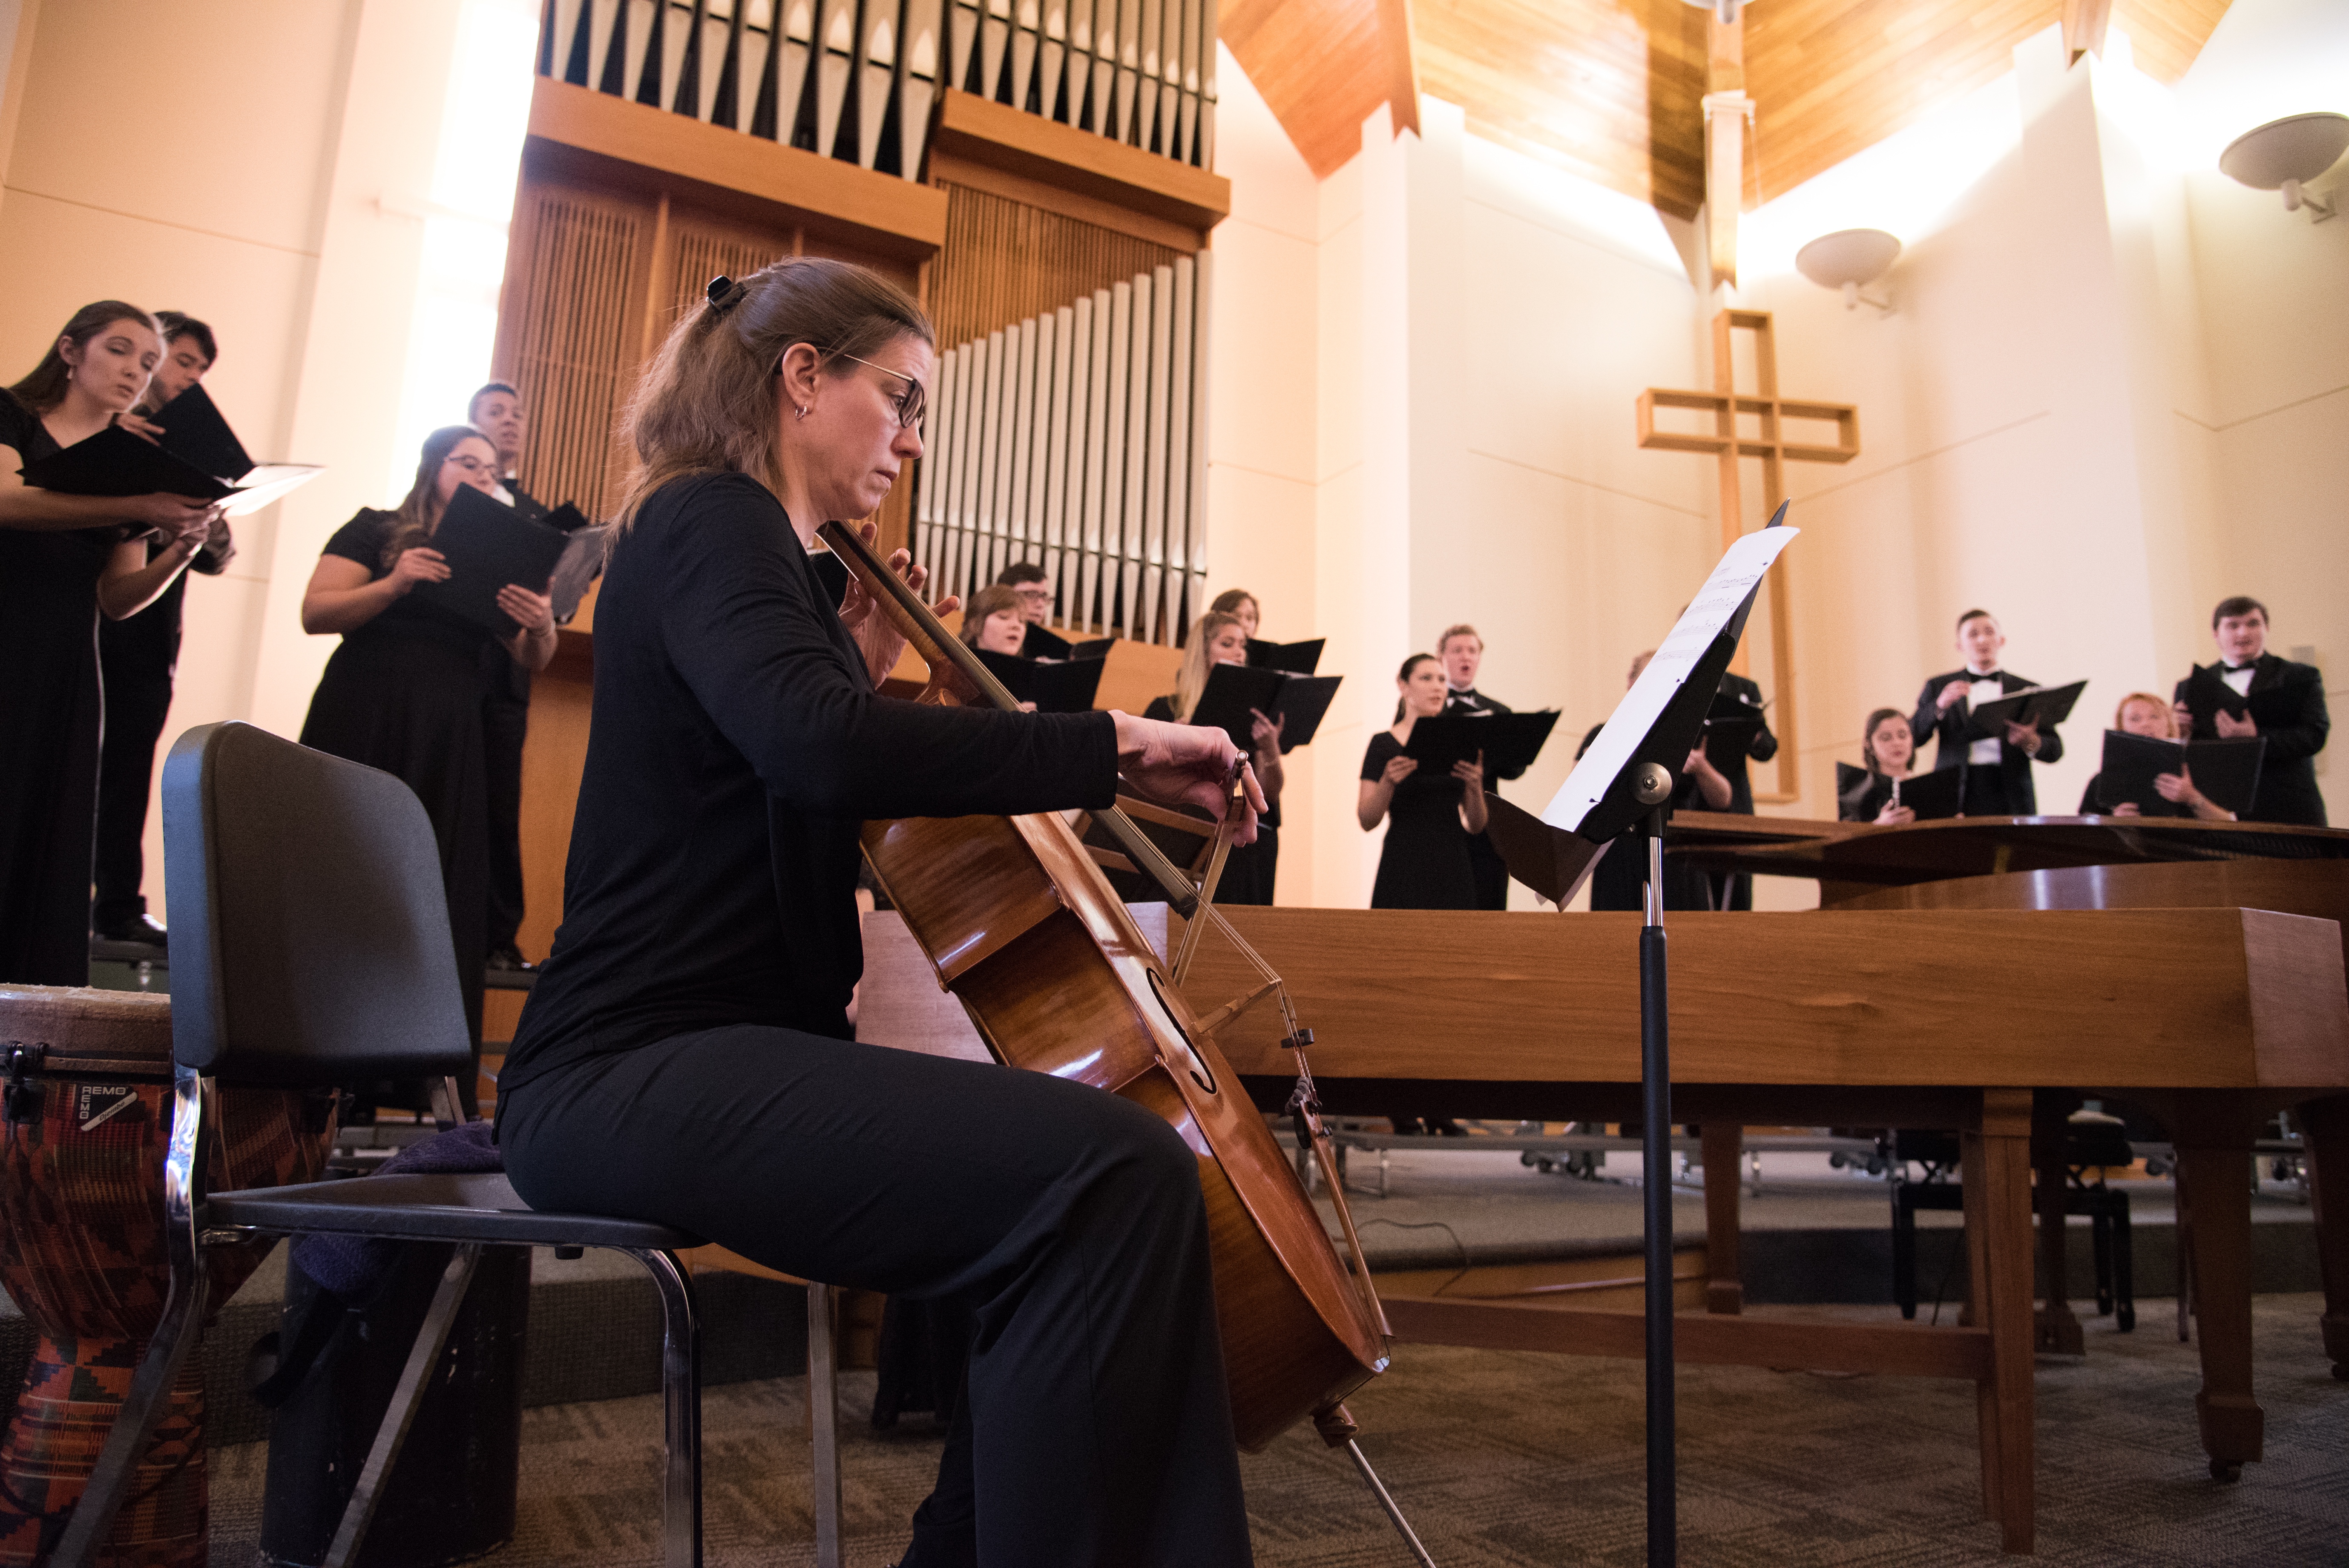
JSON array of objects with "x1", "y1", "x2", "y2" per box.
[{"x1": 483, "y1": 0, "x2": 1231, "y2": 1045}]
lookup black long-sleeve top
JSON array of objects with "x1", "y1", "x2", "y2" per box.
[{"x1": 499, "y1": 473, "x2": 1119, "y2": 1099}]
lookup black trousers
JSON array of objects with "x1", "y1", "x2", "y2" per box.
[
  {"x1": 497, "y1": 1027, "x2": 1252, "y2": 1568},
  {"x1": 482, "y1": 688, "x2": 529, "y2": 952},
  {"x1": 92, "y1": 613, "x2": 178, "y2": 925}
]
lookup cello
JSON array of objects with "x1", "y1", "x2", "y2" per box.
[{"x1": 821, "y1": 521, "x2": 1389, "y2": 1452}]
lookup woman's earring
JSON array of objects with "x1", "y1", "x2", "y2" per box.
[{"x1": 795, "y1": 404, "x2": 809, "y2": 421}]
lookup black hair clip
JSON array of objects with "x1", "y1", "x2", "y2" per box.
[{"x1": 706, "y1": 276, "x2": 747, "y2": 314}]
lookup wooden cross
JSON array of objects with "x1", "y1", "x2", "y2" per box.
[{"x1": 1636, "y1": 308, "x2": 1860, "y2": 803}]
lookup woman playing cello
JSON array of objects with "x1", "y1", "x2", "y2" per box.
[{"x1": 495, "y1": 260, "x2": 1260, "y2": 1567}]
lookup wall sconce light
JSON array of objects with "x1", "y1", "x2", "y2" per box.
[
  {"x1": 1795, "y1": 229, "x2": 1901, "y2": 313},
  {"x1": 2220, "y1": 112, "x2": 2349, "y2": 221}
]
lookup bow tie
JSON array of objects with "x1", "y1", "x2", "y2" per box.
[
  {"x1": 2221, "y1": 664, "x2": 2253, "y2": 674},
  {"x1": 1450, "y1": 690, "x2": 1480, "y2": 703}
]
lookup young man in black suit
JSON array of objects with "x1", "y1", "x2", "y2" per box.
[
  {"x1": 469, "y1": 380, "x2": 543, "y2": 971},
  {"x1": 2172, "y1": 596, "x2": 2329, "y2": 826},
  {"x1": 1438, "y1": 623, "x2": 1517, "y2": 910},
  {"x1": 1911, "y1": 608, "x2": 2064, "y2": 816},
  {"x1": 90, "y1": 313, "x2": 236, "y2": 947}
]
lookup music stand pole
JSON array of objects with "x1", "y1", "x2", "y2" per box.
[{"x1": 1638, "y1": 785, "x2": 1677, "y2": 1568}]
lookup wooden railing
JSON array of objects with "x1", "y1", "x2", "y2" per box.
[{"x1": 536, "y1": 0, "x2": 1218, "y2": 182}]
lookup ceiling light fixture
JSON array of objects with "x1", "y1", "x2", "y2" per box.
[
  {"x1": 1679, "y1": 0, "x2": 1739, "y2": 26},
  {"x1": 1795, "y1": 228, "x2": 1901, "y2": 313},
  {"x1": 2219, "y1": 112, "x2": 2349, "y2": 222}
]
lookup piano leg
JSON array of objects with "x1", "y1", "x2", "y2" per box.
[
  {"x1": 2033, "y1": 1093, "x2": 2085, "y2": 1356},
  {"x1": 1701, "y1": 1122, "x2": 1744, "y2": 1315},
  {"x1": 1962, "y1": 1087, "x2": 2036, "y2": 1554},
  {"x1": 2296, "y1": 1093, "x2": 2349, "y2": 1381},
  {"x1": 2169, "y1": 1096, "x2": 2267, "y2": 1482}
]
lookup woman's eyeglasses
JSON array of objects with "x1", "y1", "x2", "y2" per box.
[
  {"x1": 830, "y1": 351, "x2": 927, "y2": 429},
  {"x1": 443, "y1": 454, "x2": 499, "y2": 476}
]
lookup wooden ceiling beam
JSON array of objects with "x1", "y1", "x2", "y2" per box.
[{"x1": 1221, "y1": 0, "x2": 1422, "y2": 178}]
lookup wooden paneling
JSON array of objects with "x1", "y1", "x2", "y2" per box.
[
  {"x1": 1415, "y1": 0, "x2": 1707, "y2": 220},
  {"x1": 926, "y1": 88, "x2": 1231, "y2": 238},
  {"x1": 1220, "y1": 0, "x2": 1418, "y2": 179},
  {"x1": 929, "y1": 181, "x2": 1189, "y2": 348},
  {"x1": 1174, "y1": 906, "x2": 2349, "y2": 1090},
  {"x1": 527, "y1": 75, "x2": 949, "y2": 257},
  {"x1": 1234, "y1": 0, "x2": 2227, "y2": 215},
  {"x1": 1744, "y1": 0, "x2": 2229, "y2": 203}
]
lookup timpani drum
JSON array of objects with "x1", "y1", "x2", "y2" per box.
[{"x1": 0, "y1": 986, "x2": 336, "y2": 1567}]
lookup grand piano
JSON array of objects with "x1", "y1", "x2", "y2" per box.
[
  {"x1": 855, "y1": 810, "x2": 2348, "y2": 1556},
  {"x1": 1167, "y1": 811, "x2": 2349, "y2": 1557}
]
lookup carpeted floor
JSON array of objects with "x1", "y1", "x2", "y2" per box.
[{"x1": 204, "y1": 1294, "x2": 2348, "y2": 1567}]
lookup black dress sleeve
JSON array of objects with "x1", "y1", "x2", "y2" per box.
[
  {"x1": 321, "y1": 509, "x2": 389, "y2": 572},
  {"x1": 0, "y1": 391, "x2": 49, "y2": 462},
  {"x1": 1362, "y1": 732, "x2": 1398, "y2": 781},
  {"x1": 2078, "y1": 774, "x2": 2104, "y2": 814},
  {"x1": 1143, "y1": 695, "x2": 1176, "y2": 722},
  {"x1": 655, "y1": 475, "x2": 1117, "y2": 821}
]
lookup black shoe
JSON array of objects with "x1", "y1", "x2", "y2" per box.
[
  {"x1": 94, "y1": 912, "x2": 168, "y2": 949},
  {"x1": 485, "y1": 944, "x2": 536, "y2": 972}
]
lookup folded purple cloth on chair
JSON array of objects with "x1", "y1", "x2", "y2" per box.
[{"x1": 290, "y1": 1122, "x2": 502, "y2": 1300}]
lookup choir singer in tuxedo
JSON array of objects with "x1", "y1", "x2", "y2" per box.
[
  {"x1": 1912, "y1": 608, "x2": 2063, "y2": 816},
  {"x1": 2171, "y1": 596, "x2": 2328, "y2": 826},
  {"x1": 1438, "y1": 623, "x2": 1516, "y2": 910}
]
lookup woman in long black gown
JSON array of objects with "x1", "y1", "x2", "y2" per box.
[
  {"x1": 1144, "y1": 610, "x2": 1284, "y2": 903},
  {"x1": 297, "y1": 424, "x2": 556, "y2": 1066},
  {"x1": 494, "y1": 260, "x2": 1257, "y2": 1566},
  {"x1": 0, "y1": 302, "x2": 220, "y2": 985},
  {"x1": 1359, "y1": 652, "x2": 1486, "y2": 909}
]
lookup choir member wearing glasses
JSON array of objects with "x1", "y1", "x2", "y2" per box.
[
  {"x1": 1838, "y1": 708, "x2": 1919, "y2": 825},
  {"x1": 493, "y1": 260, "x2": 1256, "y2": 1567},
  {"x1": 297, "y1": 424, "x2": 557, "y2": 1082},
  {"x1": 92, "y1": 312, "x2": 237, "y2": 949},
  {"x1": 0, "y1": 302, "x2": 220, "y2": 986},
  {"x1": 1145, "y1": 610, "x2": 1283, "y2": 904},
  {"x1": 2171, "y1": 596, "x2": 2328, "y2": 826},
  {"x1": 1912, "y1": 608, "x2": 2064, "y2": 816},
  {"x1": 2078, "y1": 692, "x2": 2236, "y2": 821}
]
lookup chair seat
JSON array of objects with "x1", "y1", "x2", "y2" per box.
[{"x1": 207, "y1": 1171, "x2": 704, "y2": 1252}]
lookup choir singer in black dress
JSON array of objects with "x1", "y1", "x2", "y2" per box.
[
  {"x1": 298, "y1": 425, "x2": 557, "y2": 1071},
  {"x1": 0, "y1": 302, "x2": 218, "y2": 986},
  {"x1": 2171, "y1": 596, "x2": 2328, "y2": 826},
  {"x1": 1145, "y1": 610, "x2": 1283, "y2": 904},
  {"x1": 495, "y1": 260, "x2": 1260, "y2": 1568},
  {"x1": 1837, "y1": 708, "x2": 1918, "y2": 825},
  {"x1": 93, "y1": 312, "x2": 237, "y2": 948},
  {"x1": 1912, "y1": 608, "x2": 2063, "y2": 815}
]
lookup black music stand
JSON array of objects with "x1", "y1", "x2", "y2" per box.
[{"x1": 1480, "y1": 512, "x2": 1794, "y2": 1568}]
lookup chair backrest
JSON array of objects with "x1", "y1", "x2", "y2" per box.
[{"x1": 161, "y1": 722, "x2": 476, "y2": 1085}]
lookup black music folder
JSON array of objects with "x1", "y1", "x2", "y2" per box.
[
  {"x1": 1246, "y1": 636, "x2": 1324, "y2": 675},
  {"x1": 1833, "y1": 762, "x2": 1964, "y2": 820},
  {"x1": 19, "y1": 423, "x2": 320, "y2": 516},
  {"x1": 1966, "y1": 679, "x2": 2087, "y2": 739},
  {"x1": 413, "y1": 484, "x2": 572, "y2": 635},
  {"x1": 1402, "y1": 711, "x2": 1560, "y2": 777},
  {"x1": 974, "y1": 647, "x2": 1106, "y2": 712},
  {"x1": 1019, "y1": 624, "x2": 1115, "y2": 662},
  {"x1": 2095, "y1": 731, "x2": 2264, "y2": 817},
  {"x1": 1189, "y1": 663, "x2": 1341, "y2": 753},
  {"x1": 149, "y1": 383, "x2": 252, "y2": 481},
  {"x1": 2179, "y1": 665, "x2": 2303, "y2": 733}
]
